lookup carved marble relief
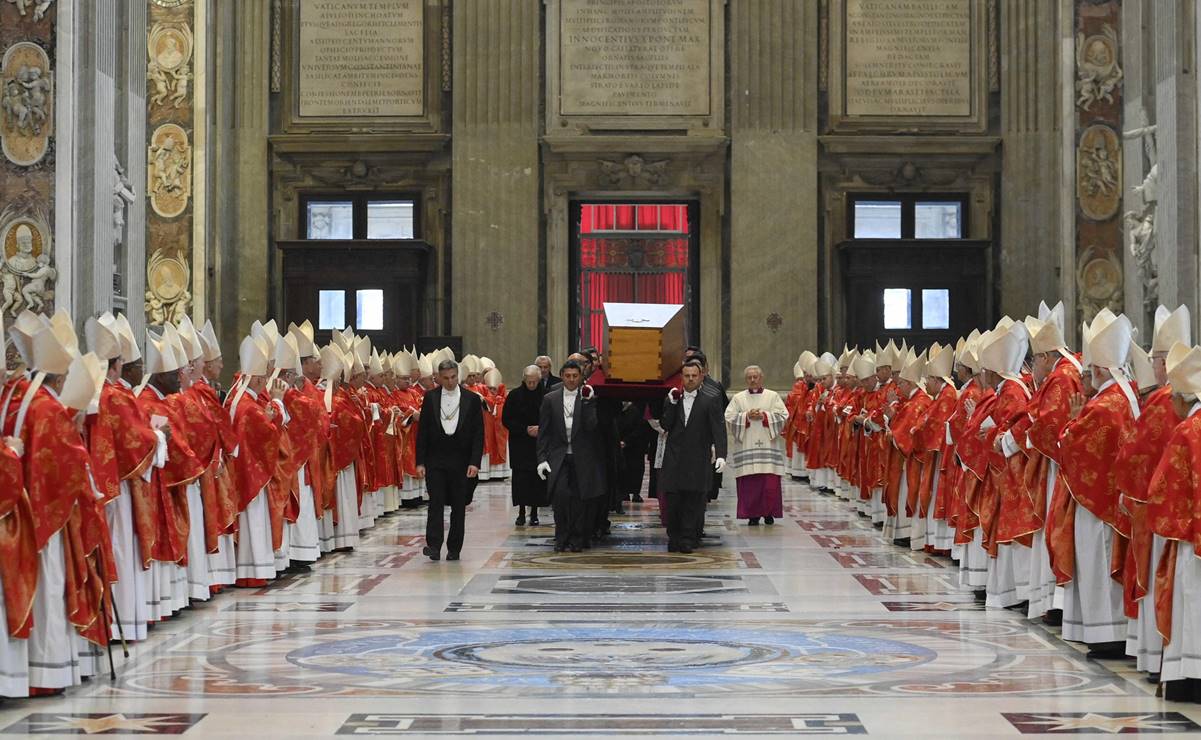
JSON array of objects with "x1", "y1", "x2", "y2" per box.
[
  {"x1": 1123, "y1": 116, "x2": 1158, "y2": 315},
  {"x1": 145, "y1": 246, "x2": 190, "y2": 325},
  {"x1": 147, "y1": 123, "x2": 191, "y2": 218},
  {"x1": 147, "y1": 21, "x2": 193, "y2": 109},
  {"x1": 1075, "y1": 25, "x2": 1121, "y2": 111},
  {"x1": 0, "y1": 205, "x2": 54, "y2": 315},
  {"x1": 0, "y1": 41, "x2": 52, "y2": 166},
  {"x1": 1076, "y1": 244, "x2": 1124, "y2": 319},
  {"x1": 4, "y1": 0, "x2": 53, "y2": 22},
  {"x1": 1076, "y1": 124, "x2": 1121, "y2": 221}
]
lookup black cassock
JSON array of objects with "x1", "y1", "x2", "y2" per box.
[{"x1": 502, "y1": 383, "x2": 549, "y2": 506}]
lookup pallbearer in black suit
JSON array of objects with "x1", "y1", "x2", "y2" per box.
[
  {"x1": 415, "y1": 359, "x2": 484, "y2": 561},
  {"x1": 536, "y1": 360, "x2": 606, "y2": 552},
  {"x1": 659, "y1": 360, "x2": 728, "y2": 553}
]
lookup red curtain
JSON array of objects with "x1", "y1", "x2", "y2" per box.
[{"x1": 578, "y1": 204, "x2": 691, "y2": 353}]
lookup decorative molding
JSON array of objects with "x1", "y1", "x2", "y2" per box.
[
  {"x1": 485, "y1": 311, "x2": 504, "y2": 331},
  {"x1": 766, "y1": 312, "x2": 783, "y2": 334},
  {"x1": 270, "y1": 0, "x2": 282, "y2": 93},
  {"x1": 987, "y1": 0, "x2": 999, "y2": 92},
  {"x1": 147, "y1": 123, "x2": 191, "y2": 218},
  {"x1": 145, "y1": 246, "x2": 190, "y2": 324},
  {"x1": 1075, "y1": 243, "x2": 1123, "y2": 319},
  {"x1": 441, "y1": 0, "x2": 451, "y2": 93},
  {"x1": 598, "y1": 155, "x2": 670, "y2": 187},
  {"x1": 818, "y1": 0, "x2": 828, "y2": 92}
]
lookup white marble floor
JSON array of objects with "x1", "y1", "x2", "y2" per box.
[{"x1": 1, "y1": 478, "x2": 1199, "y2": 738}]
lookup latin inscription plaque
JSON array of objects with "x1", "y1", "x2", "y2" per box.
[
  {"x1": 844, "y1": 0, "x2": 972, "y2": 117},
  {"x1": 559, "y1": 0, "x2": 711, "y2": 116},
  {"x1": 298, "y1": 0, "x2": 423, "y2": 117}
]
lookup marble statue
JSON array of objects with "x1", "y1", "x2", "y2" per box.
[
  {"x1": 1124, "y1": 118, "x2": 1159, "y2": 313},
  {"x1": 113, "y1": 157, "x2": 136, "y2": 249}
]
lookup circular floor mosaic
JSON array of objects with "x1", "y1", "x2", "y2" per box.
[{"x1": 95, "y1": 618, "x2": 1134, "y2": 698}]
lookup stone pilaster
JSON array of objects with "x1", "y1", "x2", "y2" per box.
[
  {"x1": 120, "y1": 0, "x2": 149, "y2": 336},
  {"x1": 1152, "y1": 0, "x2": 1198, "y2": 322},
  {"x1": 451, "y1": 0, "x2": 540, "y2": 375},
  {"x1": 211, "y1": 0, "x2": 270, "y2": 362},
  {"x1": 86, "y1": 0, "x2": 119, "y2": 320},
  {"x1": 999, "y1": 0, "x2": 1063, "y2": 319},
  {"x1": 728, "y1": 0, "x2": 819, "y2": 387}
]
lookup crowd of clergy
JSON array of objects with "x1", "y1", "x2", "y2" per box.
[
  {"x1": 783, "y1": 302, "x2": 1201, "y2": 702},
  {"x1": 0, "y1": 308, "x2": 511, "y2": 698}
]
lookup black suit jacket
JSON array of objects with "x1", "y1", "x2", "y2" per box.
[
  {"x1": 658, "y1": 388, "x2": 727, "y2": 493},
  {"x1": 537, "y1": 387, "x2": 606, "y2": 500},
  {"x1": 542, "y1": 374, "x2": 560, "y2": 392},
  {"x1": 415, "y1": 386, "x2": 485, "y2": 472}
]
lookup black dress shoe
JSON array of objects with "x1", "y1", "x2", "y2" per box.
[
  {"x1": 631, "y1": 494, "x2": 643, "y2": 503},
  {"x1": 764, "y1": 516, "x2": 775, "y2": 525},
  {"x1": 422, "y1": 545, "x2": 440, "y2": 561},
  {"x1": 515, "y1": 514, "x2": 526, "y2": 526},
  {"x1": 1041, "y1": 608, "x2": 1063, "y2": 626},
  {"x1": 529, "y1": 516, "x2": 540, "y2": 526},
  {"x1": 446, "y1": 552, "x2": 460, "y2": 561},
  {"x1": 678, "y1": 545, "x2": 694, "y2": 554},
  {"x1": 748, "y1": 518, "x2": 760, "y2": 526},
  {"x1": 569, "y1": 544, "x2": 583, "y2": 553}
]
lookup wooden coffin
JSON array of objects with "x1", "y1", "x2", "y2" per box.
[{"x1": 603, "y1": 303, "x2": 686, "y2": 383}]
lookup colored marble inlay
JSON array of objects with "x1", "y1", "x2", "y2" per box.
[
  {"x1": 1002, "y1": 712, "x2": 1201, "y2": 734},
  {"x1": 483, "y1": 549, "x2": 760, "y2": 571},
  {"x1": 830, "y1": 552, "x2": 946, "y2": 569},
  {"x1": 444, "y1": 601, "x2": 789, "y2": 613},
  {"x1": 484, "y1": 574, "x2": 753, "y2": 596},
  {"x1": 92, "y1": 618, "x2": 1136, "y2": 699},
  {"x1": 334, "y1": 713, "x2": 867, "y2": 735},
  {"x1": 854, "y1": 573, "x2": 970, "y2": 596},
  {"x1": 1, "y1": 713, "x2": 206, "y2": 735}
]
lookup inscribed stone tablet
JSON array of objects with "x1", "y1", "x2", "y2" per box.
[
  {"x1": 298, "y1": 0, "x2": 423, "y2": 117},
  {"x1": 844, "y1": 0, "x2": 972, "y2": 117},
  {"x1": 560, "y1": 0, "x2": 711, "y2": 116}
]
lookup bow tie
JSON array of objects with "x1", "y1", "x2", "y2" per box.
[{"x1": 683, "y1": 391, "x2": 697, "y2": 399}]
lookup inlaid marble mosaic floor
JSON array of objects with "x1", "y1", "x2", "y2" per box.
[{"x1": 2, "y1": 477, "x2": 1200, "y2": 737}]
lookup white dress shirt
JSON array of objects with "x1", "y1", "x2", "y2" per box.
[
  {"x1": 440, "y1": 386, "x2": 461, "y2": 435},
  {"x1": 682, "y1": 389, "x2": 697, "y2": 424},
  {"x1": 562, "y1": 387, "x2": 578, "y2": 453}
]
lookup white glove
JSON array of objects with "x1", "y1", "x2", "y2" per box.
[
  {"x1": 714, "y1": 457, "x2": 726, "y2": 474},
  {"x1": 581, "y1": 384, "x2": 595, "y2": 400},
  {"x1": 667, "y1": 387, "x2": 682, "y2": 403},
  {"x1": 536, "y1": 461, "x2": 551, "y2": 480}
]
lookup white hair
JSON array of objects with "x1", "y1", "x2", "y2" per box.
[
  {"x1": 743, "y1": 365, "x2": 763, "y2": 376},
  {"x1": 523, "y1": 365, "x2": 541, "y2": 377}
]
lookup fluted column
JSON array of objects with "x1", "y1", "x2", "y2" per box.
[
  {"x1": 999, "y1": 0, "x2": 1062, "y2": 319},
  {"x1": 728, "y1": 0, "x2": 818, "y2": 387},
  {"x1": 121, "y1": 0, "x2": 149, "y2": 337},
  {"x1": 451, "y1": 0, "x2": 541, "y2": 372}
]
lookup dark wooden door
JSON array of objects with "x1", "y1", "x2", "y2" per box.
[
  {"x1": 840, "y1": 240, "x2": 992, "y2": 350},
  {"x1": 278, "y1": 240, "x2": 429, "y2": 351}
]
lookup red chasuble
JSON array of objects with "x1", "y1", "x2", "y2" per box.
[
  {"x1": 1056, "y1": 382, "x2": 1136, "y2": 584},
  {"x1": 226, "y1": 388, "x2": 284, "y2": 510},
  {"x1": 0, "y1": 444, "x2": 36, "y2": 639},
  {"x1": 889, "y1": 388, "x2": 933, "y2": 518},
  {"x1": 783, "y1": 380, "x2": 809, "y2": 461},
  {"x1": 1145, "y1": 408, "x2": 1201, "y2": 641},
  {"x1": 1114, "y1": 388, "x2": 1177, "y2": 615},
  {"x1": 1023, "y1": 360, "x2": 1082, "y2": 584},
  {"x1": 989, "y1": 380, "x2": 1038, "y2": 547},
  {"x1": 137, "y1": 388, "x2": 205, "y2": 567},
  {"x1": 915, "y1": 383, "x2": 957, "y2": 520}
]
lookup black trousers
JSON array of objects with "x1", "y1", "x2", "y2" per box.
[
  {"x1": 551, "y1": 456, "x2": 590, "y2": 549},
  {"x1": 621, "y1": 448, "x2": 647, "y2": 497},
  {"x1": 666, "y1": 489, "x2": 706, "y2": 549},
  {"x1": 425, "y1": 466, "x2": 468, "y2": 554}
]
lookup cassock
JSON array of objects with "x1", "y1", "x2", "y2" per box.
[
  {"x1": 89, "y1": 379, "x2": 159, "y2": 640},
  {"x1": 1057, "y1": 381, "x2": 1136, "y2": 645},
  {"x1": 953, "y1": 379, "x2": 994, "y2": 590},
  {"x1": 227, "y1": 386, "x2": 284, "y2": 584},
  {"x1": 136, "y1": 385, "x2": 205, "y2": 613},
  {"x1": 9, "y1": 384, "x2": 99, "y2": 691},
  {"x1": 328, "y1": 386, "x2": 366, "y2": 550},
  {"x1": 502, "y1": 383, "x2": 549, "y2": 507},
  {"x1": 1145, "y1": 400, "x2": 1201, "y2": 684},
  {"x1": 285, "y1": 379, "x2": 329, "y2": 563},
  {"x1": 0, "y1": 438, "x2": 34, "y2": 697},
  {"x1": 887, "y1": 387, "x2": 932, "y2": 545},
  {"x1": 783, "y1": 379, "x2": 809, "y2": 477},
  {"x1": 724, "y1": 389, "x2": 789, "y2": 519},
  {"x1": 984, "y1": 377, "x2": 1036, "y2": 609},
  {"x1": 1023, "y1": 357, "x2": 1082, "y2": 618},
  {"x1": 915, "y1": 383, "x2": 958, "y2": 552},
  {"x1": 190, "y1": 376, "x2": 239, "y2": 587}
]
